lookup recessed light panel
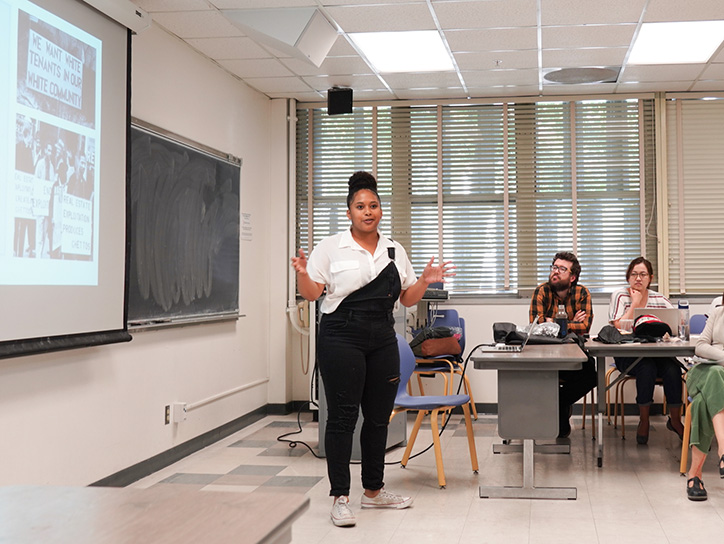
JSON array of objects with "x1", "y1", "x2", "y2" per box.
[
  {"x1": 349, "y1": 30, "x2": 454, "y2": 73},
  {"x1": 629, "y1": 21, "x2": 724, "y2": 65}
]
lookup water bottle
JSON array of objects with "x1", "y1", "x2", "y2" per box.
[
  {"x1": 556, "y1": 304, "x2": 568, "y2": 338},
  {"x1": 678, "y1": 299, "x2": 690, "y2": 341}
]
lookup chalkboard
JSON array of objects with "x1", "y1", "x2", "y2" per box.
[{"x1": 128, "y1": 121, "x2": 241, "y2": 327}]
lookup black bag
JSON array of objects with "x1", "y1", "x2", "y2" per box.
[
  {"x1": 492, "y1": 322, "x2": 516, "y2": 343},
  {"x1": 595, "y1": 325, "x2": 626, "y2": 344}
]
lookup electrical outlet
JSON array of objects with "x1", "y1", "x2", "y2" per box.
[
  {"x1": 164, "y1": 405, "x2": 170, "y2": 425},
  {"x1": 171, "y1": 402, "x2": 187, "y2": 423}
]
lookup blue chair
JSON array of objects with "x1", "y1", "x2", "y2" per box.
[
  {"x1": 690, "y1": 314, "x2": 707, "y2": 335},
  {"x1": 390, "y1": 334, "x2": 479, "y2": 488},
  {"x1": 412, "y1": 309, "x2": 477, "y2": 419}
]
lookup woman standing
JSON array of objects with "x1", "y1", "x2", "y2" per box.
[
  {"x1": 291, "y1": 171, "x2": 454, "y2": 527},
  {"x1": 685, "y1": 299, "x2": 724, "y2": 501},
  {"x1": 608, "y1": 257, "x2": 684, "y2": 444}
]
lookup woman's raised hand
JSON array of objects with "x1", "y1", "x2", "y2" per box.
[
  {"x1": 421, "y1": 256, "x2": 456, "y2": 284},
  {"x1": 291, "y1": 248, "x2": 308, "y2": 275},
  {"x1": 629, "y1": 286, "x2": 645, "y2": 307}
]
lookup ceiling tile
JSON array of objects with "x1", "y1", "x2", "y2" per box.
[
  {"x1": 620, "y1": 64, "x2": 707, "y2": 83},
  {"x1": 394, "y1": 87, "x2": 466, "y2": 99},
  {"x1": 279, "y1": 56, "x2": 373, "y2": 77},
  {"x1": 218, "y1": 58, "x2": 294, "y2": 78},
  {"x1": 643, "y1": 0, "x2": 724, "y2": 22},
  {"x1": 701, "y1": 63, "x2": 724, "y2": 79},
  {"x1": 135, "y1": 0, "x2": 212, "y2": 11},
  {"x1": 541, "y1": 82, "x2": 618, "y2": 95},
  {"x1": 151, "y1": 11, "x2": 244, "y2": 38},
  {"x1": 462, "y1": 69, "x2": 539, "y2": 87},
  {"x1": 541, "y1": 0, "x2": 648, "y2": 25},
  {"x1": 455, "y1": 50, "x2": 538, "y2": 71},
  {"x1": 541, "y1": 24, "x2": 636, "y2": 49},
  {"x1": 326, "y1": 37, "x2": 363, "y2": 57},
  {"x1": 432, "y1": 0, "x2": 539, "y2": 29},
  {"x1": 711, "y1": 49, "x2": 724, "y2": 63},
  {"x1": 690, "y1": 79, "x2": 724, "y2": 92},
  {"x1": 617, "y1": 81, "x2": 693, "y2": 92},
  {"x1": 466, "y1": 85, "x2": 541, "y2": 98},
  {"x1": 323, "y1": 0, "x2": 427, "y2": 5},
  {"x1": 543, "y1": 48, "x2": 627, "y2": 69},
  {"x1": 185, "y1": 37, "x2": 272, "y2": 60},
  {"x1": 267, "y1": 91, "x2": 324, "y2": 101},
  {"x1": 344, "y1": 88, "x2": 397, "y2": 101},
  {"x1": 210, "y1": 0, "x2": 319, "y2": 8},
  {"x1": 302, "y1": 74, "x2": 389, "y2": 93},
  {"x1": 325, "y1": 4, "x2": 437, "y2": 33},
  {"x1": 445, "y1": 28, "x2": 538, "y2": 51},
  {"x1": 243, "y1": 76, "x2": 314, "y2": 93},
  {"x1": 381, "y1": 72, "x2": 462, "y2": 89}
]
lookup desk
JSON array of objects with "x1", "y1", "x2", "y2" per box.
[
  {"x1": 585, "y1": 339, "x2": 695, "y2": 468},
  {"x1": 0, "y1": 485, "x2": 309, "y2": 544},
  {"x1": 472, "y1": 343, "x2": 586, "y2": 499}
]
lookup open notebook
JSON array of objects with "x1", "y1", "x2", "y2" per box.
[{"x1": 479, "y1": 316, "x2": 539, "y2": 353}]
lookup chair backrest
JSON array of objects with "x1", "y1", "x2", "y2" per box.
[
  {"x1": 396, "y1": 334, "x2": 416, "y2": 396},
  {"x1": 690, "y1": 313, "x2": 707, "y2": 335},
  {"x1": 710, "y1": 296, "x2": 723, "y2": 316},
  {"x1": 428, "y1": 308, "x2": 459, "y2": 328}
]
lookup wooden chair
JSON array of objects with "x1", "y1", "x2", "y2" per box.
[
  {"x1": 391, "y1": 334, "x2": 478, "y2": 488},
  {"x1": 680, "y1": 395, "x2": 693, "y2": 475},
  {"x1": 580, "y1": 389, "x2": 596, "y2": 434}
]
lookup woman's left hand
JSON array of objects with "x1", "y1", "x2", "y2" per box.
[{"x1": 421, "y1": 256, "x2": 456, "y2": 284}]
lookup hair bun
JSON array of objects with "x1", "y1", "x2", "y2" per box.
[{"x1": 348, "y1": 171, "x2": 377, "y2": 192}]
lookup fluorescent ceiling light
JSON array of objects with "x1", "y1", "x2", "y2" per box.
[
  {"x1": 628, "y1": 21, "x2": 724, "y2": 65},
  {"x1": 349, "y1": 30, "x2": 454, "y2": 73}
]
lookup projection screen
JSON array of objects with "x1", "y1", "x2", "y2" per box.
[{"x1": 0, "y1": 0, "x2": 133, "y2": 357}]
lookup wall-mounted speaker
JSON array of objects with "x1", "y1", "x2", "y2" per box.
[{"x1": 327, "y1": 87, "x2": 353, "y2": 115}]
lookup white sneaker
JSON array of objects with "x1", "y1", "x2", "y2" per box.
[
  {"x1": 330, "y1": 496, "x2": 356, "y2": 527},
  {"x1": 360, "y1": 488, "x2": 413, "y2": 509}
]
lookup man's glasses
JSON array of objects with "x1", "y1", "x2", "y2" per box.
[
  {"x1": 550, "y1": 265, "x2": 568, "y2": 273},
  {"x1": 630, "y1": 272, "x2": 649, "y2": 279}
]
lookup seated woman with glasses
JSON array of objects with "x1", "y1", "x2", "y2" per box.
[
  {"x1": 684, "y1": 290, "x2": 724, "y2": 501},
  {"x1": 608, "y1": 256, "x2": 685, "y2": 445}
]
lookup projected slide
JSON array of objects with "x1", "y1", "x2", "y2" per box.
[{"x1": 1, "y1": 0, "x2": 100, "y2": 285}]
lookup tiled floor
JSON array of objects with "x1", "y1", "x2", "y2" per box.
[{"x1": 132, "y1": 412, "x2": 724, "y2": 543}]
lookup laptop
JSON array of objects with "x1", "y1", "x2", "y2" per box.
[
  {"x1": 479, "y1": 316, "x2": 539, "y2": 353},
  {"x1": 632, "y1": 307, "x2": 679, "y2": 336}
]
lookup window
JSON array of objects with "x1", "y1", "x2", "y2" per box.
[
  {"x1": 666, "y1": 97, "x2": 724, "y2": 295},
  {"x1": 296, "y1": 98, "x2": 656, "y2": 295}
]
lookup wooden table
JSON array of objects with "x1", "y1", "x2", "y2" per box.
[
  {"x1": 585, "y1": 339, "x2": 696, "y2": 467},
  {"x1": 472, "y1": 343, "x2": 587, "y2": 499},
  {"x1": 0, "y1": 485, "x2": 309, "y2": 543}
]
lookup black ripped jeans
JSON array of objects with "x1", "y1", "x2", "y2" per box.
[{"x1": 317, "y1": 310, "x2": 400, "y2": 497}]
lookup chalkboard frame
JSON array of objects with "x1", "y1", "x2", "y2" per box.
[{"x1": 127, "y1": 119, "x2": 242, "y2": 329}]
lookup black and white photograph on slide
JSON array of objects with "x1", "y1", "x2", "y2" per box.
[
  {"x1": 16, "y1": 7, "x2": 97, "y2": 128},
  {"x1": 12, "y1": 114, "x2": 95, "y2": 260}
]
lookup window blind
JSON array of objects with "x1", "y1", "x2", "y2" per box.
[
  {"x1": 296, "y1": 98, "x2": 655, "y2": 295},
  {"x1": 666, "y1": 98, "x2": 724, "y2": 295}
]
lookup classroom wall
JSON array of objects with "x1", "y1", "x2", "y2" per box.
[{"x1": 0, "y1": 24, "x2": 284, "y2": 485}]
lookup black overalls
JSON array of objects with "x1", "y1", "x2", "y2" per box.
[{"x1": 317, "y1": 261, "x2": 402, "y2": 497}]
